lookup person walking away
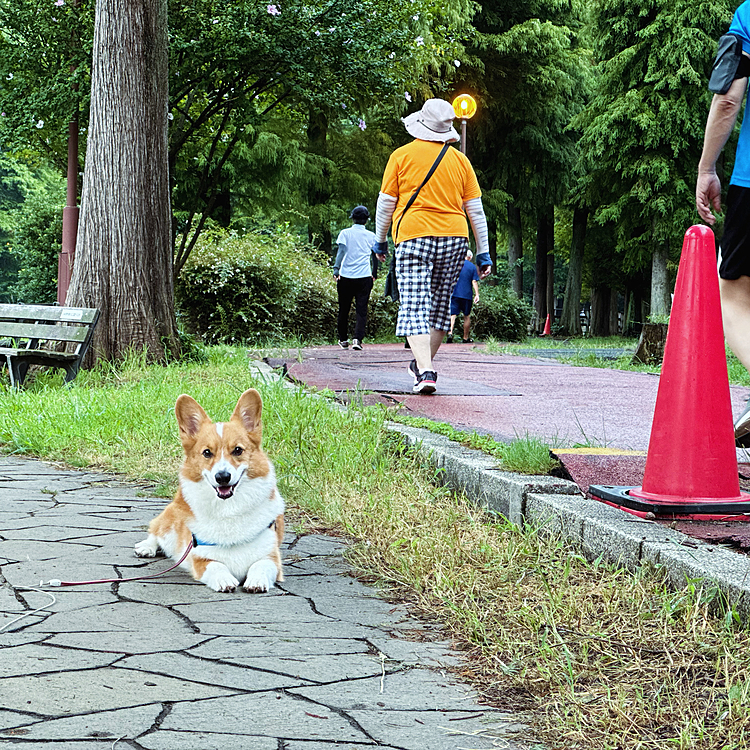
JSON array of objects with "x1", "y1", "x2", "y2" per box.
[
  {"x1": 696, "y1": 2, "x2": 750, "y2": 445},
  {"x1": 447, "y1": 249, "x2": 480, "y2": 343},
  {"x1": 334, "y1": 205, "x2": 377, "y2": 351},
  {"x1": 373, "y1": 98, "x2": 492, "y2": 394}
]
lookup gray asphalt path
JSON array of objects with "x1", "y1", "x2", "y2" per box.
[{"x1": 0, "y1": 456, "x2": 526, "y2": 749}]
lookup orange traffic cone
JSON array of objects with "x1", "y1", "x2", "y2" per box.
[
  {"x1": 590, "y1": 224, "x2": 750, "y2": 517},
  {"x1": 540, "y1": 314, "x2": 551, "y2": 336}
]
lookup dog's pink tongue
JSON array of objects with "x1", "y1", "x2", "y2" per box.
[{"x1": 216, "y1": 486, "x2": 234, "y2": 499}]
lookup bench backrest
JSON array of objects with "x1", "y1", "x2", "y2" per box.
[{"x1": 0, "y1": 304, "x2": 100, "y2": 351}]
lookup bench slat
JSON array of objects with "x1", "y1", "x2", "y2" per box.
[
  {"x1": 0, "y1": 322, "x2": 88, "y2": 343},
  {"x1": 0, "y1": 304, "x2": 98, "y2": 324},
  {"x1": 0, "y1": 348, "x2": 78, "y2": 363}
]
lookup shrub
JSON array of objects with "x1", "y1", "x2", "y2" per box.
[
  {"x1": 9, "y1": 194, "x2": 62, "y2": 305},
  {"x1": 471, "y1": 285, "x2": 533, "y2": 342},
  {"x1": 177, "y1": 227, "x2": 342, "y2": 344}
]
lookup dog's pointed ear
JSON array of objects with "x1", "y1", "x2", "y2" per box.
[
  {"x1": 175, "y1": 395, "x2": 210, "y2": 446},
  {"x1": 231, "y1": 389, "x2": 263, "y2": 441}
]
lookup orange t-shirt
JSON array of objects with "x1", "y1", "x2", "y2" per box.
[{"x1": 380, "y1": 139, "x2": 482, "y2": 244}]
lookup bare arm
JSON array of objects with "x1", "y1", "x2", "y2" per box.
[{"x1": 696, "y1": 74, "x2": 748, "y2": 224}]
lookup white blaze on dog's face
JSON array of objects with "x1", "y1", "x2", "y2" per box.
[{"x1": 175, "y1": 389, "x2": 270, "y2": 500}]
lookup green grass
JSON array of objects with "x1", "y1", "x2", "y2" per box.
[
  {"x1": 393, "y1": 415, "x2": 559, "y2": 474},
  {"x1": 2, "y1": 347, "x2": 750, "y2": 750}
]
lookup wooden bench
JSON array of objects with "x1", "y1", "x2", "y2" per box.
[{"x1": 0, "y1": 304, "x2": 100, "y2": 388}]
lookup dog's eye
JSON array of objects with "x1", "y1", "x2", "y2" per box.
[
  {"x1": 202, "y1": 449, "x2": 213, "y2": 459},
  {"x1": 232, "y1": 446, "x2": 244, "y2": 456}
]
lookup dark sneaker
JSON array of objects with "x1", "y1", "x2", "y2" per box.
[
  {"x1": 351, "y1": 339, "x2": 363, "y2": 351},
  {"x1": 413, "y1": 370, "x2": 437, "y2": 394},
  {"x1": 408, "y1": 359, "x2": 420, "y2": 384},
  {"x1": 736, "y1": 399, "x2": 750, "y2": 448},
  {"x1": 338, "y1": 340, "x2": 349, "y2": 349},
  {"x1": 446, "y1": 334, "x2": 454, "y2": 343},
  {"x1": 461, "y1": 337, "x2": 474, "y2": 344}
]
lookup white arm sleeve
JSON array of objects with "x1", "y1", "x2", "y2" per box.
[
  {"x1": 375, "y1": 192, "x2": 398, "y2": 243},
  {"x1": 463, "y1": 198, "x2": 489, "y2": 257}
]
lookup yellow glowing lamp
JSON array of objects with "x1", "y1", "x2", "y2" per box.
[{"x1": 452, "y1": 94, "x2": 477, "y2": 120}]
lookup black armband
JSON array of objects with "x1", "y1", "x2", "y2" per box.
[{"x1": 709, "y1": 34, "x2": 749, "y2": 94}]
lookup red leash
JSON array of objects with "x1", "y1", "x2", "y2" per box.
[{"x1": 42, "y1": 540, "x2": 194, "y2": 587}]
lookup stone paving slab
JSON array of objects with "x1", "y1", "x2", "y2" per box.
[{"x1": 0, "y1": 456, "x2": 526, "y2": 749}]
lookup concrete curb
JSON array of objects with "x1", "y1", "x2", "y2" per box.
[
  {"x1": 254, "y1": 357, "x2": 750, "y2": 621},
  {"x1": 386, "y1": 423, "x2": 750, "y2": 620}
]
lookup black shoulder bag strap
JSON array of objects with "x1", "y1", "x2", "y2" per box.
[{"x1": 394, "y1": 142, "x2": 451, "y2": 245}]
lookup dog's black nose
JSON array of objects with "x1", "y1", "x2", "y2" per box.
[{"x1": 215, "y1": 470, "x2": 232, "y2": 486}]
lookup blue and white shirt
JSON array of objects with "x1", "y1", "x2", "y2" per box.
[{"x1": 728, "y1": 1, "x2": 750, "y2": 187}]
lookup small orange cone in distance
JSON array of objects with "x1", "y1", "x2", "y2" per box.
[
  {"x1": 541, "y1": 314, "x2": 551, "y2": 336},
  {"x1": 628, "y1": 224, "x2": 746, "y2": 505}
]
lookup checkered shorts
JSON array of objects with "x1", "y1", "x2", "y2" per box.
[{"x1": 395, "y1": 236, "x2": 469, "y2": 337}]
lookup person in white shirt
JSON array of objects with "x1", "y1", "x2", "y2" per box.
[{"x1": 333, "y1": 206, "x2": 377, "y2": 350}]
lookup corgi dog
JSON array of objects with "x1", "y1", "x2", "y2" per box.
[{"x1": 134, "y1": 389, "x2": 285, "y2": 593}]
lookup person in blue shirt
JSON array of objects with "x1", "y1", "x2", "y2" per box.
[
  {"x1": 447, "y1": 250, "x2": 480, "y2": 344},
  {"x1": 333, "y1": 206, "x2": 377, "y2": 350},
  {"x1": 696, "y1": 0, "x2": 750, "y2": 445}
]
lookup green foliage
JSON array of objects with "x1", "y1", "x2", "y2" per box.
[
  {"x1": 0, "y1": 155, "x2": 64, "y2": 303},
  {"x1": 575, "y1": 0, "x2": 732, "y2": 270},
  {"x1": 9, "y1": 192, "x2": 62, "y2": 304},
  {"x1": 176, "y1": 227, "x2": 340, "y2": 344},
  {"x1": 0, "y1": 0, "x2": 93, "y2": 171},
  {"x1": 459, "y1": 0, "x2": 592, "y2": 223},
  {"x1": 471, "y1": 285, "x2": 534, "y2": 341}
]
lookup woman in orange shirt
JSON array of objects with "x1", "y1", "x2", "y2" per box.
[{"x1": 374, "y1": 99, "x2": 492, "y2": 394}]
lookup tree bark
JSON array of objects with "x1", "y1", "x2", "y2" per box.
[
  {"x1": 307, "y1": 108, "x2": 332, "y2": 259},
  {"x1": 633, "y1": 323, "x2": 669, "y2": 364},
  {"x1": 533, "y1": 208, "x2": 550, "y2": 331},
  {"x1": 609, "y1": 287, "x2": 619, "y2": 335},
  {"x1": 507, "y1": 203, "x2": 523, "y2": 297},
  {"x1": 560, "y1": 206, "x2": 587, "y2": 335},
  {"x1": 66, "y1": 0, "x2": 178, "y2": 363},
  {"x1": 590, "y1": 285, "x2": 612, "y2": 337},
  {"x1": 650, "y1": 241, "x2": 671, "y2": 320},
  {"x1": 546, "y1": 212, "x2": 555, "y2": 328}
]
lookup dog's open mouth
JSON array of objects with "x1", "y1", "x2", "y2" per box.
[{"x1": 215, "y1": 485, "x2": 236, "y2": 499}]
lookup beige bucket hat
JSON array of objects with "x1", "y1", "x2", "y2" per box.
[{"x1": 401, "y1": 98, "x2": 460, "y2": 143}]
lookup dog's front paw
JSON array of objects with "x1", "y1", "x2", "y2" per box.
[
  {"x1": 243, "y1": 559, "x2": 278, "y2": 593},
  {"x1": 200, "y1": 562, "x2": 240, "y2": 593},
  {"x1": 134, "y1": 536, "x2": 159, "y2": 558}
]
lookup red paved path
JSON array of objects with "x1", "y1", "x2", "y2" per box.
[
  {"x1": 273, "y1": 342, "x2": 750, "y2": 452},
  {"x1": 269, "y1": 342, "x2": 750, "y2": 546}
]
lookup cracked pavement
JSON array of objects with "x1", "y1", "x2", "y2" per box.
[{"x1": 0, "y1": 456, "x2": 529, "y2": 749}]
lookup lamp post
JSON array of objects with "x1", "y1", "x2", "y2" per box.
[{"x1": 451, "y1": 94, "x2": 477, "y2": 155}]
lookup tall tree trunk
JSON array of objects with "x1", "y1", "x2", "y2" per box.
[
  {"x1": 609, "y1": 288, "x2": 619, "y2": 335},
  {"x1": 533, "y1": 208, "x2": 550, "y2": 331},
  {"x1": 546, "y1": 211, "x2": 555, "y2": 327},
  {"x1": 590, "y1": 285, "x2": 612, "y2": 337},
  {"x1": 307, "y1": 108, "x2": 332, "y2": 259},
  {"x1": 66, "y1": 0, "x2": 178, "y2": 363},
  {"x1": 488, "y1": 217, "x2": 497, "y2": 273},
  {"x1": 650, "y1": 241, "x2": 671, "y2": 320},
  {"x1": 507, "y1": 203, "x2": 523, "y2": 297},
  {"x1": 560, "y1": 206, "x2": 587, "y2": 335}
]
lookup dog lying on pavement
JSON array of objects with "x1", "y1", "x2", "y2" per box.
[{"x1": 134, "y1": 389, "x2": 285, "y2": 593}]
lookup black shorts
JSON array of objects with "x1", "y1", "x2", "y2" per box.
[{"x1": 719, "y1": 184, "x2": 750, "y2": 280}]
